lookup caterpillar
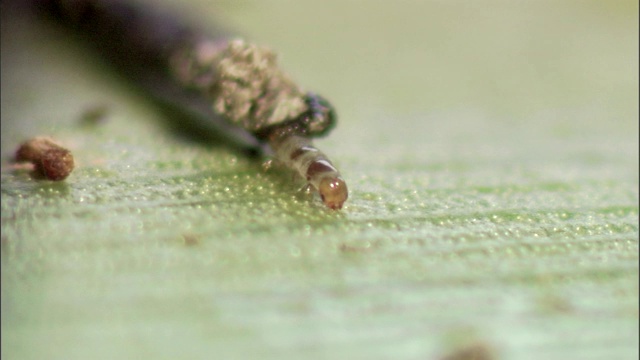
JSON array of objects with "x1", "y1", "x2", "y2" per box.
[{"x1": 34, "y1": 0, "x2": 348, "y2": 209}]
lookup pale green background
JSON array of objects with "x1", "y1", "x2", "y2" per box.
[{"x1": 1, "y1": 1, "x2": 638, "y2": 359}]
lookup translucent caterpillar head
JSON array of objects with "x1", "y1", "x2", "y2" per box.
[{"x1": 318, "y1": 176, "x2": 348, "y2": 210}]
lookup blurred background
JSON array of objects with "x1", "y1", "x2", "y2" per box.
[{"x1": 2, "y1": 1, "x2": 638, "y2": 359}]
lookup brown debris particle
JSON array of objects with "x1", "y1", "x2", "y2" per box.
[
  {"x1": 181, "y1": 233, "x2": 200, "y2": 246},
  {"x1": 15, "y1": 136, "x2": 75, "y2": 181},
  {"x1": 339, "y1": 243, "x2": 370, "y2": 253},
  {"x1": 79, "y1": 104, "x2": 110, "y2": 126},
  {"x1": 440, "y1": 342, "x2": 496, "y2": 360}
]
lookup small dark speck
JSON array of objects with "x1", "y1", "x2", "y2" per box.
[
  {"x1": 440, "y1": 342, "x2": 496, "y2": 360},
  {"x1": 339, "y1": 243, "x2": 370, "y2": 253},
  {"x1": 79, "y1": 104, "x2": 110, "y2": 127},
  {"x1": 181, "y1": 234, "x2": 200, "y2": 246},
  {"x1": 538, "y1": 294, "x2": 573, "y2": 314}
]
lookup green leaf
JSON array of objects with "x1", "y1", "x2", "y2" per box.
[{"x1": 2, "y1": 1, "x2": 637, "y2": 359}]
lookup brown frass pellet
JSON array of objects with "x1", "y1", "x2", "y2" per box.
[{"x1": 15, "y1": 136, "x2": 75, "y2": 181}]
